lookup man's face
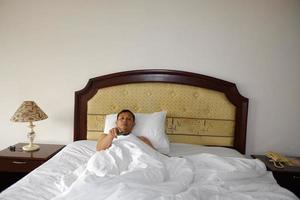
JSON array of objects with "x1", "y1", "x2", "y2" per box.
[{"x1": 116, "y1": 112, "x2": 135, "y2": 134}]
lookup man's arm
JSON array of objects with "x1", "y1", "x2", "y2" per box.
[
  {"x1": 96, "y1": 134, "x2": 112, "y2": 151},
  {"x1": 138, "y1": 136, "x2": 155, "y2": 149},
  {"x1": 96, "y1": 128, "x2": 118, "y2": 151}
]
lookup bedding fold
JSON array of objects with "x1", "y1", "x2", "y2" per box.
[{"x1": 52, "y1": 136, "x2": 297, "y2": 200}]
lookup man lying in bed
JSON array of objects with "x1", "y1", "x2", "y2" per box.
[{"x1": 96, "y1": 109, "x2": 154, "y2": 151}]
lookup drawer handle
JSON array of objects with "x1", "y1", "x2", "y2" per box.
[
  {"x1": 12, "y1": 161, "x2": 27, "y2": 165},
  {"x1": 293, "y1": 176, "x2": 300, "y2": 179}
]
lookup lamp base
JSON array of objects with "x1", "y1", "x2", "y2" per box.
[{"x1": 22, "y1": 144, "x2": 40, "y2": 152}]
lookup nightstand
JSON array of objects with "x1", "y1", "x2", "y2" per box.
[
  {"x1": 252, "y1": 155, "x2": 300, "y2": 198},
  {"x1": 0, "y1": 143, "x2": 64, "y2": 192}
]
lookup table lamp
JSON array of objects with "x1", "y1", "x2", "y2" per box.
[{"x1": 11, "y1": 101, "x2": 48, "y2": 151}]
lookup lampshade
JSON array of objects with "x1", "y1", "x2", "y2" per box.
[
  {"x1": 11, "y1": 101, "x2": 48, "y2": 152},
  {"x1": 11, "y1": 101, "x2": 48, "y2": 122}
]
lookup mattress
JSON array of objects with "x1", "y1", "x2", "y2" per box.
[{"x1": 0, "y1": 140, "x2": 297, "y2": 200}]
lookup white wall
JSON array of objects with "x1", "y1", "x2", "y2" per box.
[{"x1": 0, "y1": 0, "x2": 299, "y2": 156}]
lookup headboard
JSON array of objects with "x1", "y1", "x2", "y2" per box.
[{"x1": 74, "y1": 69, "x2": 248, "y2": 154}]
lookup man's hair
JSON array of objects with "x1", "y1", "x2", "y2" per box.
[{"x1": 117, "y1": 109, "x2": 135, "y2": 122}]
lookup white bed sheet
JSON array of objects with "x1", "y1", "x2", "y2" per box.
[
  {"x1": 0, "y1": 140, "x2": 297, "y2": 200},
  {"x1": 0, "y1": 141, "x2": 95, "y2": 200},
  {"x1": 168, "y1": 143, "x2": 245, "y2": 158}
]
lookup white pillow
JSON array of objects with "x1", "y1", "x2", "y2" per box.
[{"x1": 104, "y1": 111, "x2": 170, "y2": 154}]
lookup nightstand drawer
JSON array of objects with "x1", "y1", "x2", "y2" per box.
[
  {"x1": 252, "y1": 155, "x2": 300, "y2": 198},
  {"x1": 0, "y1": 143, "x2": 65, "y2": 192},
  {"x1": 0, "y1": 158, "x2": 44, "y2": 173},
  {"x1": 273, "y1": 172, "x2": 300, "y2": 197}
]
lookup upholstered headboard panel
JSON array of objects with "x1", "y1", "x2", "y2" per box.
[
  {"x1": 87, "y1": 83, "x2": 236, "y2": 147},
  {"x1": 74, "y1": 70, "x2": 248, "y2": 154}
]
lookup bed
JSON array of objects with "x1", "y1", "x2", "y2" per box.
[{"x1": 0, "y1": 69, "x2": 298, "y2": 200}]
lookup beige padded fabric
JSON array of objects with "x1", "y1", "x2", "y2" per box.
[{"x1": 87, "y1": 83, "x2": 236, "y2": 147}]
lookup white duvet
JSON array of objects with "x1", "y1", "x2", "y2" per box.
[{"x1": 51, "y1": 135, "x2": 297, "y2": 200}]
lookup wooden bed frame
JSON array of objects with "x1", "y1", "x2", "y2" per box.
[{"x1": 74, "y1": 69, "x2": 248, "y2": 154}]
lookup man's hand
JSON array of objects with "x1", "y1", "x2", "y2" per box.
[
  {"x1": 108, "y1": 127, "x2": 119, "y2": 138},
  {"x1": 96, "y1": 127, "x2": 119, "y2": 151}
]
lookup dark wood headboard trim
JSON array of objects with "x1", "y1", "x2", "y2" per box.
[{"x1": 74, "y1": 69, "x2": 248, "y2": 154}]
